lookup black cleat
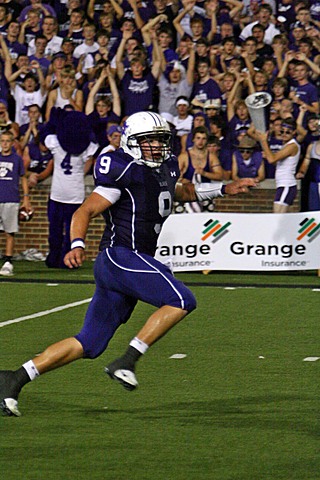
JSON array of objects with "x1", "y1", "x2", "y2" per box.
[
  {"x1": 0, "y1": 371, "x2": 22, "y2": 417},
  {"x1": 105, "y1": 359, "x2": 138, "y2": 391}
]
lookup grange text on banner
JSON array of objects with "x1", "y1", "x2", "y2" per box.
[{"x1": 155, "y1": 212, "x2": 320, "y2": 272}]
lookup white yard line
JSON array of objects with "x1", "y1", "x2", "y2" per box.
[{"x1": 0, "y1": 298, "x2": 92, "y2": 328}]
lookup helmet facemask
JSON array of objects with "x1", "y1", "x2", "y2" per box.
[{"x1": 127, "y1": 131, "x2": 172, "y2": 168}]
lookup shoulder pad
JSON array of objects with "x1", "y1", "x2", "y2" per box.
[{"x1": 94, "y1": 149, "x2": 133, "y2": 188}]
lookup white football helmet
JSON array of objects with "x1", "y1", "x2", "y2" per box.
[{"x1": 120, "y1": 111, "x2": 172, "y2": 168}]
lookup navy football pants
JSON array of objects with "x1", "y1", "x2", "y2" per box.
[{"x1": 76, "y1": 247, "x2": 197, "y2": 358}]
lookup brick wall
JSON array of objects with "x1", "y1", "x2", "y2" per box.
[{"x1": 0, "y1": 178, "x2": 301, "y2": 260}]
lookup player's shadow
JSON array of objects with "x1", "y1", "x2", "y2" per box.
[{"x1": 87, "y1": 394, "x2": 319, "y2": 438}]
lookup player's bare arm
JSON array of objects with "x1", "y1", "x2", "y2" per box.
[{"x1": 64, "y1": 192, "x2": 112, "y2": 269}]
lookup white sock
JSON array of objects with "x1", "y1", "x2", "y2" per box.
[
  {"x1": 22, "y1": 360, "x2": 40, "y2": 381},
  {"x1": 130, "y1": 337, "x2": 149, "y2": 354}
]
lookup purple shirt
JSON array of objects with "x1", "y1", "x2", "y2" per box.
[
  {"x1": 120, "y1": 70, "x2": 157, "y2": 117},
  {"x1": 191, "y1": 78, "x2": 221, "y2": 104},
  {"x1": 0, "y1": 152, "x2": 25, "y2": 203},
  {"x1": 292, "y1": 81, "x2": 319, "y2": 121},
  {"x1": 234, "y1": 150, "x2": 263, "y2": 178}
]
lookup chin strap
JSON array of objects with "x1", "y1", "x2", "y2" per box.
[{"x1": 195, "y1": 182, "x2": 225, "y2": 201}]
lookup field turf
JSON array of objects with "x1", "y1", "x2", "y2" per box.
[{"x1": 1, "y1": 262, "x2": 319, "y2": 480}]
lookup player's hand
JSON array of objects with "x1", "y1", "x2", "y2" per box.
[
  {"x1": 64, "y1": 248, "x2": 85, "y2": 269},
  {"x1": 225, "y1": 178, "x2": 258, "y2": 195}
]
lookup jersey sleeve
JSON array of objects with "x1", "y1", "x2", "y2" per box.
[{"x1": 94, "y1": 150, "x2": 130, "y2": 189}]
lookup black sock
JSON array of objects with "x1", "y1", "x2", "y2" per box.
[
  {"x1": 121, "y1": 346, "x2": 142, "y2": 370},
  {"x1": 14, "y1": 367, "x2": 32, "y2": 389},
  {"x1": 4, "y1": 256, "x2": 12, "y2": 263}
]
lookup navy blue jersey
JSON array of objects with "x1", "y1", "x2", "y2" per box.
[{"x1": 94, "y1": 148, "x2": 180, "y2": 256}]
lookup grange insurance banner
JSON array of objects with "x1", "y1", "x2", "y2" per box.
[{"x1": 155, "y1": 212, "x2": 320, "y2": 272}]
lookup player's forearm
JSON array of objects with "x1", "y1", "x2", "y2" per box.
[{"x1": 174, "y1": 181, "x2": 225, "y2": 202}]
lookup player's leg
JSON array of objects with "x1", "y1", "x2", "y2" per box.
[
  {"x1": 0, "y1": 254, "x2": 137, "y2": 416},
  {"x1": 104, "y1": 248, "x2": 196, "y2": 390},
  {"x1": 0, "y1": 337, "x2": 84, "y2": 417}
]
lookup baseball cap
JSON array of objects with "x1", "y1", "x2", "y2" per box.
[
  {"x1": 292, "y1": 21, "x2": 305, "y2": 30},
  {"x1": 51, "y1": 52, "x2": 67, "y2": 62},
  {"x1": 107, "y1": 125, "x2": 122, "y2": 136},
  {"x1": 204, "y1": 99, "x2": 221, "y2": 110},
  {"x1": 62, "y1": 37, "x2": 74, "y2": 44}
]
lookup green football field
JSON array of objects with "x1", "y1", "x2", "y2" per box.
[{"x1": 1, "y1": 262, "x2": 319, "y2": 480}]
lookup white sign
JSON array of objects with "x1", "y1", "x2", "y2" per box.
[{"x1": 155, "y1": 212, "x2": 320, "y2": 271}]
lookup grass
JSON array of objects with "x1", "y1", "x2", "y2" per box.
[{"x1": 0, "y1": 262, "x2": 319, "y2": 480}]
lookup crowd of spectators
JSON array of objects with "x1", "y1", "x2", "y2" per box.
[{"x1": 0, "y1": 0, "x2": 319, "y2": 223}]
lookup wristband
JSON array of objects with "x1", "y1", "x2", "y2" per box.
[
  {"x1": 195, "y1": 182, "x2": 224, "y2": 201},
  {"x1": 71, "y1": 238, "x2": 85, "y2": 250}
]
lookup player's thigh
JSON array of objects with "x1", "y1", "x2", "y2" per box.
[
  {"x1": 76, "y1": 285, "x2": 137, "y2": 358},
  {"x1": 99, "y1": 247, "x2": 196, "y2": 312}
]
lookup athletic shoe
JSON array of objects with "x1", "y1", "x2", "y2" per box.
[
  {"x1": 0, "y1": 261, "x2": 13, "y2": 276},
  {"x1": 0, "y1": 370, "x2": 21, "y2": 417},
  {"x1": 105, "y1": 359, "x2": 138, "y2": 391}
]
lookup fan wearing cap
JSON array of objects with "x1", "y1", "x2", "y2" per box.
[
  {"x1": 232, "y1": 135, "x2": 265, "y2": 182},
  {"x1": 203, "y1": 98, "x2": 222, "y2": 119},
  {"x1": 60, "y1": 37, "x2": 77, "y2": 68},
  {"x1": 288, "y1": 21, "x2": 306, "y2": 51},
  {"x1": 256, "y1": 118, "x2": 301, "y2": 213},
  {"x1": 100, "y1": 124, "x2": 122, "y2": 153},
  {"x1": 45, "y1": 51, "x2": 69, "y2": 91}
]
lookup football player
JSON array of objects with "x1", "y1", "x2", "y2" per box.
[{"x1": 0, "y1": 112, "x2": 256, "y2": 416}]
